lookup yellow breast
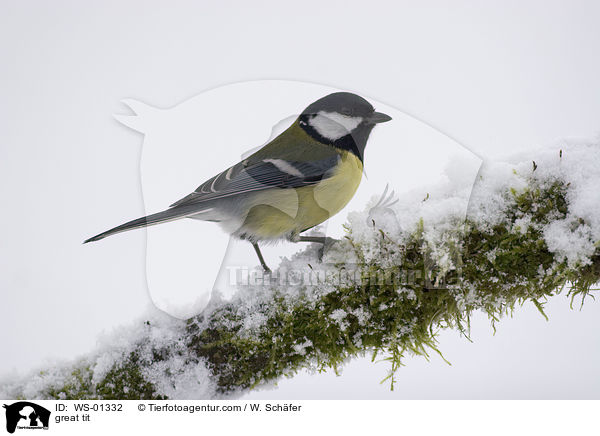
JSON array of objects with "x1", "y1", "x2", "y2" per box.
[
  {"x1": 235, "y1": 151, "x2": 363, "y2": 241},
  {"x1": 309, "y1": 150, "x2": 363, "y2": 222}
]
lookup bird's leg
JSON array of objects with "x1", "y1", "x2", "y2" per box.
[
  {"x1": 296, "y1": 236, "x2": 339, "y2": 261},
  {"x1": 252, "y1": 242, "x2": 271, "y2": 273}
]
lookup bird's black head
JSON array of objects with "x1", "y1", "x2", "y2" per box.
[{"x1": 298, "y1": 92, "x2": 392, "y2": 162}]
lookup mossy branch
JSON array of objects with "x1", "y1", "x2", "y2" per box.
[{"x1": 3, "y1": 158, "x2": 599, "y2": 399}]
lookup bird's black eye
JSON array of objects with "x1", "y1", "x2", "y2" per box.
[{"x1": 340, "y1": 107, "x2": 353, "y2": 116}]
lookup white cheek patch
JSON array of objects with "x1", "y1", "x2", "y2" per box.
[{"x1": 308, "y1": 111, "x2": 363, "y2": 141}]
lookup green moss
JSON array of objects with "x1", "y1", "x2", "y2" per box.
[
  {"x1": 95, "y1": 352, "x2": 166, "y2": 400},
  {"x1": 42, "y1": 365, "x2": 95, "y2": 400}
]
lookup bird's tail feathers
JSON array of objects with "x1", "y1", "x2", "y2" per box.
[{"x1": 83, "y1": 205, "x2": 204, "y2": 243}]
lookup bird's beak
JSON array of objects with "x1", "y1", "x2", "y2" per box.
[{"x1": 368, "y1": 111, "x2": 392, "y2": 124}]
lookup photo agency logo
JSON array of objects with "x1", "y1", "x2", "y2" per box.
[
  {"x1": 84, "y1": 80, "x2": 481, "y2": 319},
  {"x1": 3, "y1": 402, "x2": 50, "y2": 433}
]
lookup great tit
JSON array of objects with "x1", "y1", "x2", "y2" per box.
[{"x1": 85, "y1": 92, "x2": 392, "y2": 271}]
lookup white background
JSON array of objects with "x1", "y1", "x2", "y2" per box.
[{"x1": 1, "y1": 0, "x2": 599, "y2": 399}]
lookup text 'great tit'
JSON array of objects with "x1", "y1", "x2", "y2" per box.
[{"x1": 84, "y1": 92, "x2": 392, "y2": 271}]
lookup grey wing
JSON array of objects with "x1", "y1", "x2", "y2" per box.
[{"x1": 169, "y1": 155, "x2": 341, "y2": 208}]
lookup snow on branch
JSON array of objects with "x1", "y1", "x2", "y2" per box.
[{"x1": 2, "y1": 142, "x2": 599, "y2": 399}]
